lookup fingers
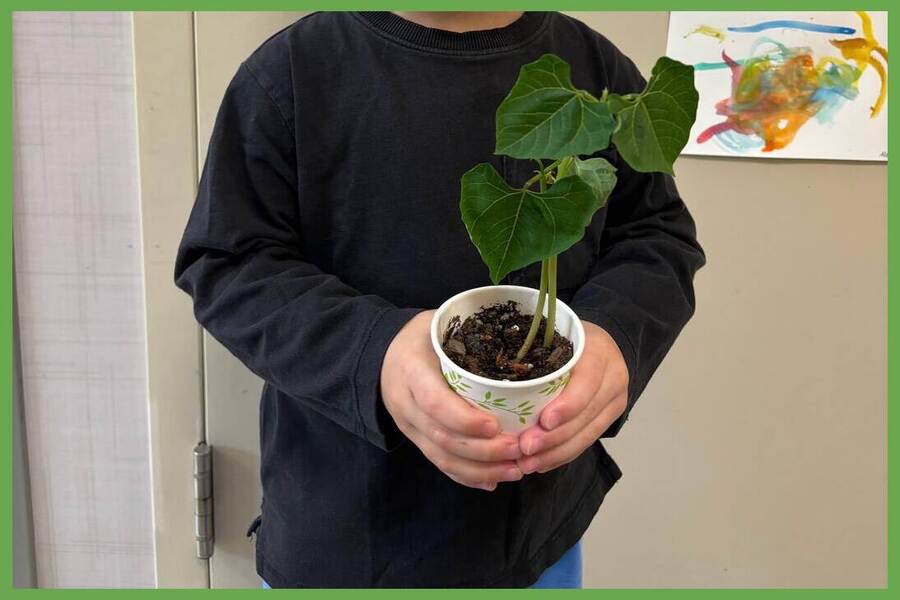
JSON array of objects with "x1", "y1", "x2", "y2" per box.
[
  {"x1": 407, "y1": 425, "x2": 524, "y2": 489},
  {"x1": 518, "y1": 393, "x2": 626, "y2": 474},
  {"x1": 426, "y1": 423, "x2": 523, "y2": 463},
  {"x1": 520, "y1": 359, "x2": 627, "y2": 457},
  {"x1": 521, "y1": 364, "x2": 628, "y2": 458},
  {"x1": 538, "y1": 361, "x2": 606, "y2": 431},
  {"x1": 388, "y1": 372, "x2": 523, "y2": 488},
  {"x1": 404, "y1": 404, "x2": 522, "y2": 462},
  {"x1": 520, "y1": 389, "x2": 605, "y2": 457},
  {"x1": 410, "y1": 364, "x2": 500, "y2": 438}
]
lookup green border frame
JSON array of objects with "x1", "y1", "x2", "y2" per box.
[{"x1": 1, "y1": 2, "x2": 893, "y2": 594}]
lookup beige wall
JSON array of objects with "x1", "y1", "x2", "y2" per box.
[{"x1": 571, "y1": 12, "x2": 886, "y2": 587}]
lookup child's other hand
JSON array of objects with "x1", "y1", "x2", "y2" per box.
[
  {"x1": 516, "y1": 321, "x2": 629, "y2": 474},
  {"x1": 381, "y1": 310, "x2": 524, "y2": 491}
]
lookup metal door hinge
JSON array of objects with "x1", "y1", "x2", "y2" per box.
[{"x1": 193, "y1": 442, "x2": 214, "y2": 559}]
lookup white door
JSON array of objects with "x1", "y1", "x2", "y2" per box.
[{"x1": 193, "y1": 12, "x2": 308, "y2": 589}]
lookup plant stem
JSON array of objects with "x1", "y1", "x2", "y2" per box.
[
  {"x1": 515, "y1": 259, "x2": 548, "y2": 363},
  {"x1": 543, "y1": 255, "x2": 558, "y2": 348},
  {"x1": 524, "y1": 158, "x2": 561, "y2": 189},
  {"x1": 538, "y1": 157, "x2": 571, "y2": 348},
  {"x1": 516, "y1": 163, "x2": 562, "y2": 357}
]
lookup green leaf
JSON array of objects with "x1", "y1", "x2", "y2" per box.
[
  {"x1": 608, "y1": 57, "x2": 698, "y2": 175},
  {"x1": 566, "y1": 157, "x2": 617, "y2": 208},
  {"x1": 460, "y1": 163, "x2": 602, "y2": 284},
  {"x1": 606, "y1": 93, "x2": 636, "y2": 115},
  {"x1": 495, "y1": 54, "x2": 616, "y2": 160}
]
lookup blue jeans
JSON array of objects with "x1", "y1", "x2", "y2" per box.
[{"x1": 261, "y1": 540, "x2": 582, "y2": 589}]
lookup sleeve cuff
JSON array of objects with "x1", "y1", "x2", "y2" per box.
[
  {"x1": 569, "y1": 304, "x2": 639, "y2": 438},
  {"x1": 353, "y1": 306, "x2": 425, "y2": 451}
]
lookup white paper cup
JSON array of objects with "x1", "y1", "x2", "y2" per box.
[{"x1": 430, "y1": 285, "x2": 585, "y2": 433}]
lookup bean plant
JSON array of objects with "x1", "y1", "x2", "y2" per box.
[{"x1": 459, "y1": 54, "x2": 699, "y2": 361}]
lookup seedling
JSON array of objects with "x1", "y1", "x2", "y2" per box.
[{"x1": 459, "y1": 54, "x2": 699, "y2": 364}]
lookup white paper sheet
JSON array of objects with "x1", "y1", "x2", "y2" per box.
[{"x1": 666, "y1": 11, "x2": 888, "y2": 161}]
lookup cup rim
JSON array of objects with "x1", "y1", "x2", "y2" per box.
[{"x1": 430, "y1": 285, "x2": 586, "y2": 390}]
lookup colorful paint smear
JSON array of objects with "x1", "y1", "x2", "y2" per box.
[
  {"x1": 684, "y1": 24, "x2": 726, "y2": 43},
  {"x1": 697, "y1": 11, "x2": 887, "y2": 153},
  {"x1": 694, "y1": 57, "x2": 747, "y2": 71},
  {"x1": 727, "y1": 20, "x2": 856, "y2": 35},
  {"x1": 829, "y1": 11, "x2": 888, "y2": 116}
]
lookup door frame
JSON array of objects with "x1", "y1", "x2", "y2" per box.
[
  {"x1": 191, "y1": 13, "x2": 306, "y2": 588},
  {"x1": 132, "y1": 11, "x2": 209, "y2": 588}
]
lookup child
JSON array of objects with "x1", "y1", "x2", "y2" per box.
[{"x1": 175, "y1": 11, "x2": 704, "y2": 588}]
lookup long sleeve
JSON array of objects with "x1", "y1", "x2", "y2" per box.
[
  {"x1": 569, "y1": 50, "x2": 707, "y2": 438},
  {"x1": 174, "y1": 61, "x2": 420, "y2": 451}
]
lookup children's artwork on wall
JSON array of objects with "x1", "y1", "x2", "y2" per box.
[{"x1": 665, "y1": 11, "x2": 887, "y2": 161}]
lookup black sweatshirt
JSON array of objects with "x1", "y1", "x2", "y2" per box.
[{"x1": 175, "y1": 11, "x2": 705, "y2": 588}]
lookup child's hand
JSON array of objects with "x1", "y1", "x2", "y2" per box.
[
  {"x1": 381, "y1": 310, "x2": 524, "y2": 491},
  {"x1": 516, "y1": 321, "x2": 629, "y2": 474}
]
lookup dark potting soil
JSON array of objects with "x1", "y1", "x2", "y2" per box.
[{"x1": 441, "y1": 300, "x2": 574, "y2": 382}]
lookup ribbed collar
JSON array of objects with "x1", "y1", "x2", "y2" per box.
[{"x1": 352, "y1": 11, "x2": 550, "y2": 55}]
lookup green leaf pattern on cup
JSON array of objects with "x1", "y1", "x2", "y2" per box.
[
  {"x1": 474, "y1": 391, "x2": 536, "y2": 425},
  {"x1": 539, "y1": 372, "x2": 571, "y2": 396},
  {"x1": 443, "y1": 372, "x2": 536, "y2": 424},
  {"x1": 442, "y1": 370, "x2": 471, "y2": 394}
]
